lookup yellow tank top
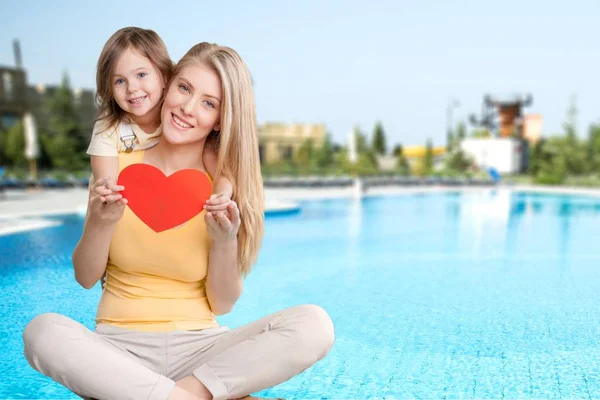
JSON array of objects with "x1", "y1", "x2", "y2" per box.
[{"x1": 96, "y1": 151, "x2": 217, "y2": 332}]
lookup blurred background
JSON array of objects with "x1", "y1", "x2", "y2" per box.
[
  {"x1": 1, "y1": 0, "x2": 599, "y2": 187},
  {"x1": 5, "y1": 2, "x2": 600, "y2": 399}
]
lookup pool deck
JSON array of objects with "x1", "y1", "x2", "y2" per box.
[{"x1": 2, "y1": 184, "x2": 600, "y2": 236}]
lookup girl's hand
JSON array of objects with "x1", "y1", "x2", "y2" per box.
[
  {"x1": 205, "y1": 201, "x2": 241, "y2": 243},
  {"x1": 88, "y1": 177, "x2": 127, "y2": 226},
  {"x1": 204, "y1": 193, "x2": 232, "y2": 213},
  {"x1": 92, "y1": 175, "x2": 123, "y2": 205}
]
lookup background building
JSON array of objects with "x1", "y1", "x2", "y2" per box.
[
  {"x1": 0, "y1": 66, "x2": 28, "y2": 130},
  {"x1": 403, "y1": 145, "x2": 446, "y2": 171},
  {"x1": 258, "y1": 122, "x2": 326, "y2": 164},
  {"x1": 0, "y1": 40, "x2": 96, "y2": 135},
  {"x1": 28, "y1": 84, "x2": 97, "y2": 139},
  {"x1": 461, "y1": 138, "x2": 524, "y2": 174},
  {"x1": 523, "y1": 114, "x2": 543, "y2": 144}
]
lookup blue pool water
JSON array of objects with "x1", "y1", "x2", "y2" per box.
[{"x1": 3, "y1": 190, "x2": 600, "y2": 399}]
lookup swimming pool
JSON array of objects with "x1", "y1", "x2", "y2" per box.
[{"x1": 2, "y1": 190, "x2": 600, "y2": 399}]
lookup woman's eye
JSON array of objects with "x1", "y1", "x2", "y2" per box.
[
  {"x1": 138, "y1": 72, "x2": 147, "y2": 78},
  {"x1": 203, "y1": 100, "x2": 215, "y2": 108},
  {"x1": 115, "y1": 78, "x2": 124, "y2": 85},
  {"x1": 179, "y1": 84, "x2": 190, "y2": 93}
]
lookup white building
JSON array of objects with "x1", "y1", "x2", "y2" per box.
[{"x1": 460, "y1": 138, "x2": 525, "y2": 174}]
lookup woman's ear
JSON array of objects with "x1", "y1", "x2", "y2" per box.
[{"x1": 214, "y1": 123, "x2": 221, "y2": 132}]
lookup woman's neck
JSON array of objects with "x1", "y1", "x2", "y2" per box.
[
  {"x1": 145, "y1": 137, "x2": 207, "y2": 176},
  {"x1": 129, "y1": 107, "x2": 161, "y2": 133}
]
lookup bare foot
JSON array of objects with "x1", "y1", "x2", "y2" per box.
[
  {"x1": 170, "y1": 376, "x2": 212, "y2": 400},
  {"x1": 167, "y1": 385, "x2": 202, "y2": 400}
]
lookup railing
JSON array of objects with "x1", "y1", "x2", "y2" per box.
[{"x1": 263, "y1": 175, "x2": 497, "y2": 188}]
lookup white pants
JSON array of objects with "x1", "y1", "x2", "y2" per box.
[{"x1": 23, "y1": 305, "x2": 334, "y2": 400}]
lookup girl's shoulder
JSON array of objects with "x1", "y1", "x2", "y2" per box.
[{"x1": 92, "y1": 118, "x2": 120, "y2": 137}]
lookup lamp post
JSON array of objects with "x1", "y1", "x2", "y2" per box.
[{"x1": 446, "y1": 98, "x2": 460, "y2": 150}]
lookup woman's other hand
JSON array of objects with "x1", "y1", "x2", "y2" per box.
[
  {"x1": 204, "y1": 193, "x2": 232, "y2": 213},
  {"x1": 205, "y1": 201, "x2": 241, "y2": 242}
]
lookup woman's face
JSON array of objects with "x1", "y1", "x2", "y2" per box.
[{"x1": 161, "y1": 63, "x2": 222, "y2": 146}]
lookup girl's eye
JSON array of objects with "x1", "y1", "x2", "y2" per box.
[
  {"x1": 203, "y1": 100, "x2": 215, "y2": 109},
  {"x1": 179, "y1": 84, "x2": 190, "y2": 93},
  {"x1": 137, "y1": 72, "x2": 147, "y2": 79},
  {"x1": 115, "y1": 78, "x2": 125, "y2": 85}
]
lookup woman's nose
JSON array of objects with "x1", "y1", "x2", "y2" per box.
[{"x1": 181, "y1": 98, "x2": 196, "y2": 116}]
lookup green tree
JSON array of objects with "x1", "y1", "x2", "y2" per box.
[
  {"x1": 535, "y1": 137, "x2": 567, "y2": 184},
  {"x1": 588, "y1": 124, "x2": 600, "y2": 173},
  {"x1": 353, "y1": 125, "x2": 370, "y2": 154},
  {"x1": 356, "y1": 152, "x2": 378, "y2": 175},
  {"x1": 447, "y1": 122, "x2": 468, "y2": 151},
  {"x1": 0, "y1": 127, "x2": 7, "y2": 165},
  {"x1": 444, "y1": 148, "x2": 473, "y2": 173},
  {"x1": 471, "y1": 128, "x2": 491, "y2": 138},
  {"x1": 295, "y1": 139, "x2": 313, "y2": 168},
  {"x1": 371, "y1": 121, "x2": 387, "y2": 155},
  {"x1": 564, "y1": 95, "x2": 577, "y2": 145},
  {"x1": 392, "y1": 144, "x2": 410, "y2": 175},
  {"x1": 528, "y1": 139, "x2": 545, "y2": 176},
  {"x1": 446, "y1": 132, "x2": 455, "y2": 151},
  {"x1": 42, "y1": 72, "x2": 84, "y2": 170},
  {"x1": 4, "y1": 122, "x2": 27, "y2": 167},
  {"x1": 456, "y1": 122, "x2": 466, "y2": 142},
  {"x1": 561, "y1": 95, "x2": 588, "y2": 175},
  {"x1": 314, "y1": 134, "x2": 335, "y2": 169},
  {"x1": 423, "y1": 139, "x2": 434, "y2": 175}
]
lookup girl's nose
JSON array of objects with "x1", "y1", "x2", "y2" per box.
[{"x1": 127, "y1": 81, "x2": 140, "y2": 93}]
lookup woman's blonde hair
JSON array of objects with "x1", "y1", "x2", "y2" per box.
[
  {"x1": 172, "y1": 43, "x2": 264, "y2": 276},
  {"x1": 95, "y1": 27, "x2": 173, "y2": 131}
]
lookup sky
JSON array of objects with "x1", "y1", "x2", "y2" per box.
[{"x1": 1, "y1": 0, "x2": 599, "y2": 149}]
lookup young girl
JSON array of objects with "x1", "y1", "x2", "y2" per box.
[{"x1": 87, "y1": 27, "x2": 232, "y2": 211}]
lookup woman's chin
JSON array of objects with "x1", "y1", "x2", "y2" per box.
[{"x1": 162, "y1": 131, "x2": 189, "y2": 146}]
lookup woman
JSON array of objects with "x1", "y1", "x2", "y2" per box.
[{"x1": 23, "y1": 42, "x2": 334, "y2": 400}]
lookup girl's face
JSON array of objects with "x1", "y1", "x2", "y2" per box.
[
  {"x1": 112, "y1": 47, "x2": 165, "y2": 119},
  {"x1": 160, "y1": 63, "x2": 222, "y2": 146}
]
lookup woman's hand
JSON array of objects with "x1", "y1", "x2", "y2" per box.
[
  {"x1": 88, "y1": 177, "x2": 127, "y2": 226},
  {"x1": 205, "y1": 201, "x2": 241, "y2": 243}
]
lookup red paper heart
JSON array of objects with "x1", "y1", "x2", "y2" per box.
[{"x1": 118, "y1": 163, "x2": 212, "y2": 233}]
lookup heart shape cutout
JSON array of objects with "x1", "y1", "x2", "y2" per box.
[{"x1": 118, "y1": 163, "x2": 212, "y2": 233}]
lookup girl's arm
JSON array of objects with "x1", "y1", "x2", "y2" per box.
[
  {"x1": 72, "y1": 178, "x2": 126, "y2": 289},
  {"x1": 87, "y1": 120, "x2": 119, "y2": 183},
  {"x1": 91, "y1": 155, "x2": 119, "y2": 186},
  {"x1": 202, "y1": 143, "x2": 234, "y2": 200},
  {"x1": 204, "y1": 202, "x2": 243, "y2": 314}
]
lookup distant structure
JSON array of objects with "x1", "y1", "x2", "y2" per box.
[
  {"x1": 523, "y1": 114, "x2": 543, "y2": 144},
  {"x1": 0, "y1": 40, "x2": 28, "y2": 128},
  {"x1": 0, "y1": 40, "x2": 96, "y2": 140},
  {"x1": 403, "y1": 145, "x2": 447, "y2": 171},
  {"x1": 463, "y1": 94, "x2": 539, "y2": 174},
  {"x1": 258, "y1": 122, "x2": 326, "y2": 164},
  {"x1": 469, "y1": 94, "x2": 533, "y2": 138}
]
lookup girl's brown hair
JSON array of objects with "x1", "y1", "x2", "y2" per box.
[
  {"x1": 95, "y1": 27, "x2": 173, "y2": 131},
  {"x1": 172, "y1": 43, "x2": 264, "y2": 276}
]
